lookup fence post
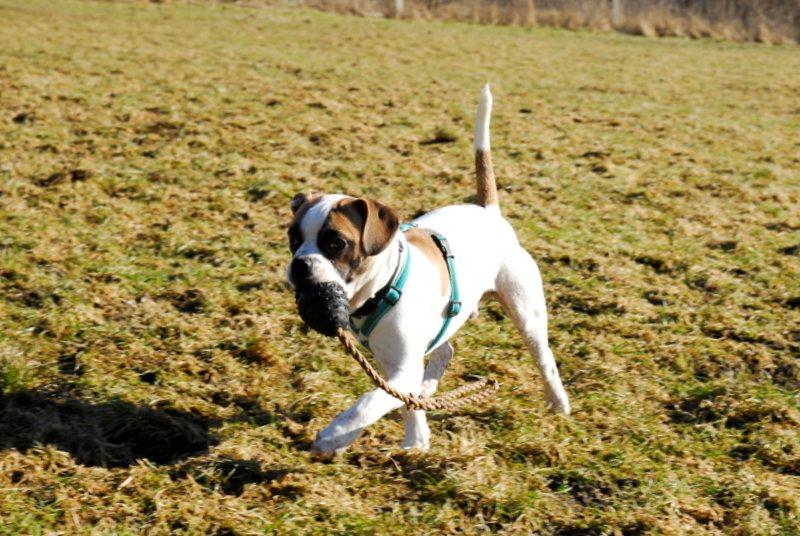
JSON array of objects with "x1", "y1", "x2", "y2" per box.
[
  {"x1": 611, "y1": 0, "x2": 622, "y2": 27},
  {"x1": 389, "y1": 0, "x2": 403, "y2": 18},
  {"x1": 522, "y1": 0, "x2": 536, "y2": 26}
]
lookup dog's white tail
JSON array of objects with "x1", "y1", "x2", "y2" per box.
[{"x1": 474, "y1": 84, "x2": 498, "y2": 210}]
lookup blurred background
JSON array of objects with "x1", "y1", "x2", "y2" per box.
[{"x1": 300, "y1": 0, "x2": 800, "y2": 43}]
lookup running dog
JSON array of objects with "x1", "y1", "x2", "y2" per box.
[{"x1": 286, "y1": 85, "x2": 570, "y2": 456}]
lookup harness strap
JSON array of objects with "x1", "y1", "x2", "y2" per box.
[
  {"x1": 426, "y1": 233, "x2": 461, "y2": 352},
  {"x1": 350, "y1": 238, "x2": 410, "y2": 348},
  {"x1": 350, "y1": 222, "x2": 461, "y2": 354}
]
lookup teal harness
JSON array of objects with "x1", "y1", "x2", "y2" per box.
[{"x1": 349, "y1": 223, "x2": 461, "y2": 354}]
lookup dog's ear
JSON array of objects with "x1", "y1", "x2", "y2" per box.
[
  {"x1": 350, "y1": 197, "x2": 399, "y2": 256},
  {"x1": 290, "y1": 192, "x2": 320, "y2": 215},
  {"x1": 290, "y1": 193, "x2": 308, "y2": 214}
]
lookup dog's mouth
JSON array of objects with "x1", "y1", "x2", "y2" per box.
[{"x1": 294, "y1": 281, "x2": 350, "y2": 337}]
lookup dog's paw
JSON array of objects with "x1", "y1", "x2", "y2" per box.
[
  {"x1": 547, "y1": 395, "x2": 571, "y2": 415},
  {"x1": 402, "y1": 413, "x2": 431, "y2": 451},
  {"x1": 310, "y1": 445, "x2": 337, "y2": 460},
  {"x1": 310, "y1": 438, "x2": 349, "y2": 458},
  {"x1": 401, "y1": 437, "x2": 430, "y2": 451},
  {"x1": 310, "y1": 424, "x2": 363, "y2": 457},
  {"x1": 545, "y1": 387, "x2": 571, "y2": 415}
]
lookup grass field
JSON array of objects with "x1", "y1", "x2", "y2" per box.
[{"x1": 1, "y1": 0, "x2": 799, "y2": 533}]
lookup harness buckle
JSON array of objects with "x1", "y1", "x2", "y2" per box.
[
  {"x1": 432, "y1": 234, "x2": 454, "y2": 258},
  {"x1": 446, "y1": 301, "x2": 462, "y2": 317},
  {"x1": 384, "y1": 287, "x2": 402, "y2": 305}
]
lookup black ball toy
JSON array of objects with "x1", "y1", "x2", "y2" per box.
[{"x1": 295, "y1": 282, "x2": 350, "y2": 337}]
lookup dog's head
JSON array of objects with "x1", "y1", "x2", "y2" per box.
[
  {"x1": 286, "y1": 192, "x2": 399, "y2": 334},
  {"x1": 287, "y1": 192, "x2": 399, "y2": 290}
]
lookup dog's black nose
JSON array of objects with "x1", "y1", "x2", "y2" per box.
[{"x1": 290, "y1": 256, "x2": 314, "y2": 285}]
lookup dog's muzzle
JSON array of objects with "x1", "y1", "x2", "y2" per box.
[{"x1": 290, "y1": 256, "x2": 349, "y2": 337}]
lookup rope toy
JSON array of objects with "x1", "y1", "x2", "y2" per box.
[
  {"x1": 335, "y1": 327, "x2": 498, "y2": 411},
  {"x1": 295, "y1": 282, "x2": 498, "y2": 410}
]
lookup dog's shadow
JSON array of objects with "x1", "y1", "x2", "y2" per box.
[{"x1": 0, "y1": 389, "x2": 220, "y2": 468}]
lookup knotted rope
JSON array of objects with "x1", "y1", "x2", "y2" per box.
[{"x1": 335, "y1": 327, "x2": 499, "y2": 411}]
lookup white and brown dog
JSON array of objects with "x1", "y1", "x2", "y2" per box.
[{"x1": 286, "y1": 85, "x2": 570, "y2": 456}]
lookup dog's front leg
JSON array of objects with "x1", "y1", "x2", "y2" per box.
[
  {"x1": 311, "y1": 389, "x2": 402, "y2": 457},
  {"x1": 311, "y1": 362, "x2": 424, "y2": 457},
  {"x1": 400, "y1": 342, "x2": 454, "y2": 451}
]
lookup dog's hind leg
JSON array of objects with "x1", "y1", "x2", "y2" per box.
[
  {"x1": 496, "y1": 247, "x2": 570, "y2": 415},
  {"x1": 421, "y1": 341, "x2": 454, "y2": 397},
  {"x1": 400, "y1": 341, "x2": 455, "y2": 450}
]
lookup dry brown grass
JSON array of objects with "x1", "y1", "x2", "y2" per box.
[{"x1": 1, "y1": 0, "x2": 799, "y2": 533}]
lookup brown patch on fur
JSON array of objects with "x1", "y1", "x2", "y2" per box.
[
  {"x1": 324, "y1": 203, "x2": 365, "y2": 281},
  {"x1": 405, "y1": 228, "x2": 448, "y2": 296},
  {"x1": 287, "y1": 195, "x2": 400, "y2": 281},
  {"x1": 352, "y1": 198, "x2": 399, "y2": 256},
  {"x1": 329, "y1": 198, "x2": 399, "y2": 255},
  {"x1": 318, "y1": 197, "x2": 399, "y2": 282},
  {"x1": 475, "y1": 149, "x2": 498, "y2": 207}
]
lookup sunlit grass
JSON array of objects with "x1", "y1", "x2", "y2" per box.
[{"x1": 0, "y1": 0, "x2": 798, "y2": 533}]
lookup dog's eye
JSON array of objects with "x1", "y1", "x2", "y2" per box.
[{"x1": 328, "y1": 237, "x2": 347, "y2": 251}]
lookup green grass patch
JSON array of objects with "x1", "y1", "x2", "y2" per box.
[{"x1": 0, "y1": 0, "x2": 798, "y2": 533}]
